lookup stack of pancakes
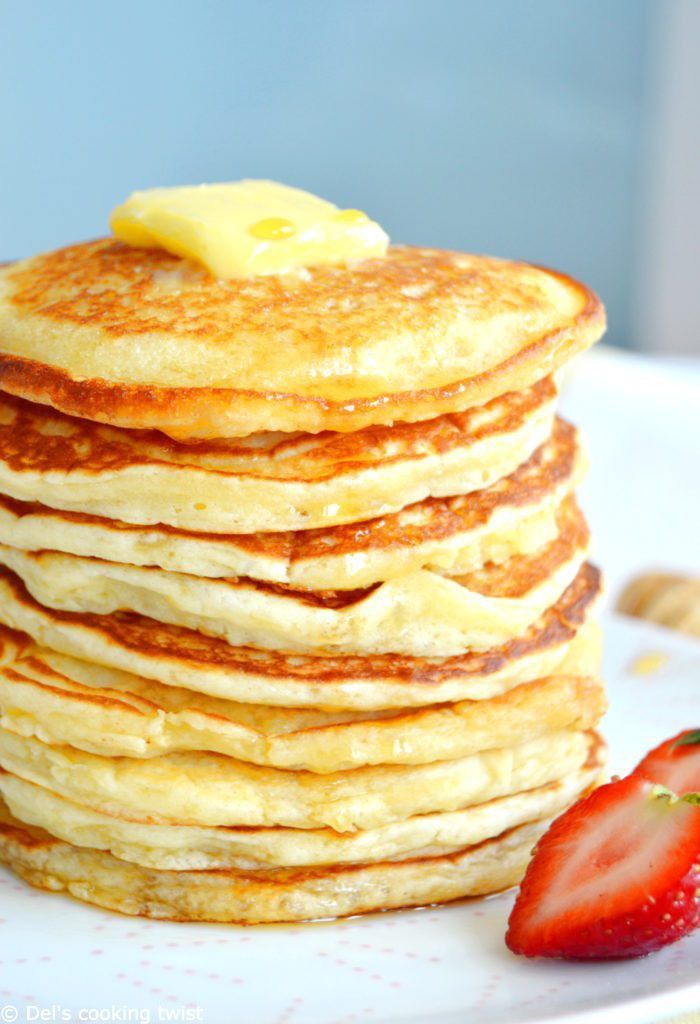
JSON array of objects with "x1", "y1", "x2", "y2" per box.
[{"x1": 0, "y1": 241, "x2": 606, "y2": 923}]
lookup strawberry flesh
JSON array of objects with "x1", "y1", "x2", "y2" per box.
[
  {"x1": 506, "y1": 774, "x2": 700, "y2": 959},
  {"x1": 633, "y1": 729, "x2": 700, "y2": 795}
]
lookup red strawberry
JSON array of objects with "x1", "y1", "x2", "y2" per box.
[
  {"x1": 506, "y1": 774, "x2": 700, "y2": 959},
  {"x1": 633, "y1": 729, "x2": 700, "y2": 795}
]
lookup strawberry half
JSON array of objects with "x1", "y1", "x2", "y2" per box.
[
  {"x1": 633, "y1": 729, "x2": 700, "y2": 795},
  {"x1": 506, "y1": 774, "x2": 700, "y2": 959}
]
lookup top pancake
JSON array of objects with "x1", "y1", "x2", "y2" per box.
[{"x1": 0, "y1": 241, "x2": 605, "y2": 438}]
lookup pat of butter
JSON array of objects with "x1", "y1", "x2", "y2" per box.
[
  {"x1": 110, "y1": 180, "x2": 389, "y2": 279},
  {"x1": 629, "y1": 651, "x2": 669, "y2": 677}
]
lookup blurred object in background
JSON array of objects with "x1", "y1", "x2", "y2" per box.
[
  {"x1": 0, "y1": 0, "x2": 697, "y2": 353},
  {"x1": 637, "y1": 0, "x2": 700, "y2": 356},
  {"x1": 618, "y1": 573, "x2": 700, "y2": 639}
]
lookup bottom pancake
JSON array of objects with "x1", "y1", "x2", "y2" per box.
[{"x1": 0, "y1": 798, "x2": 584, "y2": 924}]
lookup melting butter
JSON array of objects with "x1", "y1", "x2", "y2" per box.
[
  {"x1": 110, "y1": 180, "x2": 389, "y2": 279},
  {"x1": 629, "y1": 651, "x2": 669, "y2": 677}
]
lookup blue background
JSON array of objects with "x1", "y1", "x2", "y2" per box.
[{"x1": 2, "y1": 0, "x2": 655, "y2": 346}]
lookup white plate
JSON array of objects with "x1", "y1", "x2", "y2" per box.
[{"x1": 1, "y1": 613, "x2": 700, "y2": 1024}]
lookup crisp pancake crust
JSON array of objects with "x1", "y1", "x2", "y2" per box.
[
  {"x1": 0, "y1": 617, "x2": 605, "y2": 769},
  {"x1": 0, "y1": 563, "x2": 601, "y2": 709},
  {"x1": 0, "y1": 497, "x2": 588, "y2": 657},
  {"x1": 0, "y1": 378, "x2": 556, "y2": 533},
  {"x1": 0, "y1": 417, "x2": 583, "y2": 587},
  {"x1": 0, "y1": 242, "x2": 605, "y2": 437}
]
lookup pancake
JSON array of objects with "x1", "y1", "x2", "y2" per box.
[
  {"x1": 0, "y1": 741, "x2": 604, "y2": 869},
  {"x1": 0, "y1": 242, "x2": 605, "y2": 438},
  {"x1": 0, "y1": 622, "x2": 604, "y2": 769},
  {"x1": 0, "y1": 379, "x2": 556, "y2": 535},
  {"x1": 0, "y1": 417, "x2": 584, "y2": 587},
  {"x1": 0, "y1": 497, "x2": 588, "y2": 657},
  {"x1": 0, "y1": 725, "x2": 592, "y2": 831},
  {"x1": 0, "y1": 797, "x2": 567, "y2": 922},
  {"x1": 0, "y1": 563, "x2": 602, "y2": 709}
]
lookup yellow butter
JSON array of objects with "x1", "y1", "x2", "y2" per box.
[
  {"x1": 110, "y1": 180, "x2": 389, "y2": 279},
  {"x1": 629, "y1": 651, "x2": 669, "y2": 677}
]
